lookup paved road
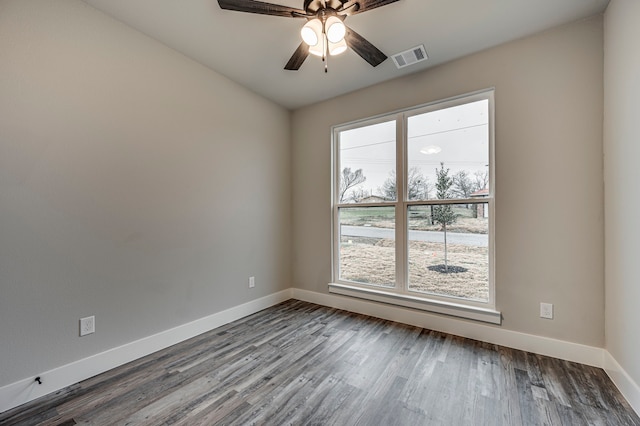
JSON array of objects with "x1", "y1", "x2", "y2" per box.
[{"x1": 341, "y1": 225, "x2": 488, "y2": 247}]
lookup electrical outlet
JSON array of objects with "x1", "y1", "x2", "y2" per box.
[
  {"x1": 80, "y1": 316, "x2": 95, "y2": 336},
  {"x1": 249, "y1": 276, "x2": 255, "y2": 288},
  {"x1": 540, "y1": 303, "x2": 553, "y2": 319}
]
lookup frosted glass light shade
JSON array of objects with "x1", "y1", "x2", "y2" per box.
[
  {"x1": 326, "y1": 16, "x2": 346, "y2": 43},
  {"x1": 329, "y1": 39, "x2": 347, "y2": 56},
  {"x1": 309, "y1": 40, "x2": 324, "y2": 57},
  {"x1": 301, "y1": 19, "x2": 322, "y2": 46}
]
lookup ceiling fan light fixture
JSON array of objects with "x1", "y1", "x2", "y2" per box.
[
  {"x1": 325, "y1": 16, "x2": 346, "y2": 43},
  {"x1": 301, "y1": 18, "x2": 322, "y2": 46},
  {"x1": 217, "y1": 0, "x2": 397, "y2": 71},
  {"x1": 329, "y1": 38, "x2": 347, "y2": 56}
]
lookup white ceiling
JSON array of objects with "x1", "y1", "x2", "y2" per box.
[{"x1": 82, "y1": 0, "x2": 609, "y2": 109}]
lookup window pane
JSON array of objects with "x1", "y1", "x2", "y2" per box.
[
  {"x1": 338, "y1": 121, "x2": 396, "y2": 203},
  {"x1": 407, "y1": 203, "x2": 488, "y2": 302},
  {"x1": 407, "y1": 100, "x2": 489, "y2": 201},
  {"x1": 339, "y1": 206, "x2": 395, "y2": 287}
]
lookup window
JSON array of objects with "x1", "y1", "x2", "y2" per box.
[{"x1": 331, "y1": 90, "x2": 498, "y2": 323}]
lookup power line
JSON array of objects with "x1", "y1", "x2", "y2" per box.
[
  {"x1": 408, "y1": 123, "x2": 487, "y2": 140},
  {"x1": 341, "y1": 139, "x2": 395, "y2": 151},
  {"x1": 340, "y1": 122, "x2": 488, "y2": 151}
]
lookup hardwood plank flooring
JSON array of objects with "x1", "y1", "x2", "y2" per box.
[{"x1": 1, "y1": 300, "x2": 638, "y2": 425}]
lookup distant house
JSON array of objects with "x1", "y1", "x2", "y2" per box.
[
  {"x1": 470, "y1": 188, "x2": 489, "y2": 218},
  {"x1": 357, "y1": 195, "x2": 388, "y2": 203}
]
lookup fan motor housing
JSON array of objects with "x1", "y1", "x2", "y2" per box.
[{"x1": 304, "y1": 0, "x2": 345, "y2": 14}]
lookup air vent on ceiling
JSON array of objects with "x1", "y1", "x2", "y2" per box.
[{"x1": 392, "y1": 45, "x2": 428, "y2": 69}]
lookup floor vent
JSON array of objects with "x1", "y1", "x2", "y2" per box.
[{"x1": 392, "y1": 45, "x2": 428, "y2": 69}]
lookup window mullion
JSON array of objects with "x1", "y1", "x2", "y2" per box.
[
  {"x1": 395, "y1": 113, "x2": 406, "y2": 292},
  {"x1": 332, "y1": 128, "x2": 340, "y2": 283}
]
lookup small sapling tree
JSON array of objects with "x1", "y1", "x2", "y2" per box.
[{"x1": 432, "y1": 162, "x2": 457, "y2": 272}]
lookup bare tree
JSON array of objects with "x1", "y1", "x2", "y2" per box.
[
  {"x1": 453, "y1": 169, "x2": 490, "y2": 197},
  {"x1": 380, "y1": 167, "x2": 431, "y2": 201},
  {"x1": 472, "y1": 170, "x2": 489, "y2": 192},
  {"x1": 452, "y1": 170, "x2": 474, "y2": 200},
  {"x1": 347, "y1": 187, "x2": 369, "y2": 203},
  {"x1": 452, "y1": 169, "x2": 489, "y2": 215},
  {"x1": 339, "y1": 167, "x2": 366, "y2": 203}
]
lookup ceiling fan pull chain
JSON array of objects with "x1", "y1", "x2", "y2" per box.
[
  {"x1": 321, "y1": 14, "x2": 328, "y2": 73},
  {"x1": 322, "y1": 31, "x2": 327, "y2": 63}
]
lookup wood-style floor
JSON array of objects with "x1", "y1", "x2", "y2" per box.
[{"x1": 1, "y1": 300, "x2": 638, "y2": 426}]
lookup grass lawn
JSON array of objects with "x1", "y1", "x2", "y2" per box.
[{"x1": 339, "y1": 237, "x2": 489, "y2": 302}]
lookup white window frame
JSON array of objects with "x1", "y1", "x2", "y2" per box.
[{"x1": 330, "y1": 89, "x2": 500, "y2": 324}]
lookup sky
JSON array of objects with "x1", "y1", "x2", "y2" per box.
[{"x1": 339, "y1": 99, "x2": 489, "y2": 200}]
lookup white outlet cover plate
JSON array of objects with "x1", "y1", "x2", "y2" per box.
[
  {"x1": 80, "y1": 316, "x2": 95, "y2": 336},
  {"x1": 540, "y1": 303, "x2": 553, "y2": 319}
]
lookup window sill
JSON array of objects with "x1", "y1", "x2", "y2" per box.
[{"x1": 328, "y1": 283, "x2": 502, "y2": 325}]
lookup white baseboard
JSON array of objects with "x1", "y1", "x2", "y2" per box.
[
  {"x1": 603, "y1": 351, "x2": 640, "y2": 416},
  {"x1": 291, "y1": 288, "x2": 604, "y2": 367},
  {"x1": 0, "y1": 289, "x2": 293, "y2": 414}
]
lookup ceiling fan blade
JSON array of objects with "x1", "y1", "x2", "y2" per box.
[
  {"x1": 339, "y1": 0, "x2": 400, "y2": 15},
  {"x1": 218, "y1": 0, "x2": 306, "y2": 17},
  {"x1": 284, "y1": 42, "x2": 310, "y2": 70},
  {"x1": 344, "y1": 26, "x2": 387, "y2": 67}
]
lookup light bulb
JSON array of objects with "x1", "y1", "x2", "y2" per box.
[
  {"x1": 326, "y1": 16, "x2": 346, "y2": 43},
  {"x1": 301, "y1": 19, "x2": 322, "y2": 46}
]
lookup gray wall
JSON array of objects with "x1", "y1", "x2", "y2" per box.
[
  {"x1": 0, "y1": 0, "x2": 290, "y2": 386},
  {"x1": 604, "y1": 0, "x2": 640, "y2": 387},
  {"x1": 292, "y1": 17, "x2": 605, "y2": 347}
]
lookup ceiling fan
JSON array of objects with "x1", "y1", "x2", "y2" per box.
[{"x1": 217, "y1": 0, "x2": 400, "y2": 71}]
